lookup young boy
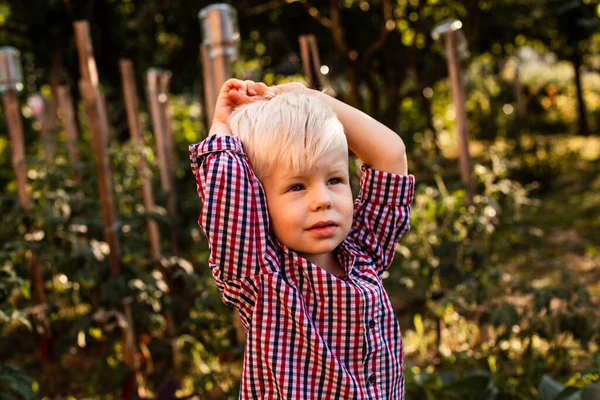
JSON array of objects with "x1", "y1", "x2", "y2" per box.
[{"x1": 190, "y1": 79, "x2": 414, "y2": 399}]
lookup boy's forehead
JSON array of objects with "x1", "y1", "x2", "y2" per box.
[{"x1": 279, "y1": 151, "x2": 349, "y2": 179}]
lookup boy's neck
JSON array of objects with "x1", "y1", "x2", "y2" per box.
[{"x1": 300, "y1": 251, "x2": 346, "y2": 276}]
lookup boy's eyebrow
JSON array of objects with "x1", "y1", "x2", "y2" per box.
[
  {"x1": 324, "y1": 161, "x2": 350, "y2": 173},
  {"x1": 281, "y1": 173, "x2": 307, "y2": 181},
  {"x1": 282, "y1": 164, "x2": 348, "y2": 181}
]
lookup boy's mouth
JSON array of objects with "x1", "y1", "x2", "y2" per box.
[
  {"x1": 306, "y1": 221, "x2": 338, "y2": 237},
  {"x1": 307, "y1": 220, "x2": 338, "y2": 230}
]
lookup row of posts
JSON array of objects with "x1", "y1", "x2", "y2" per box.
[
  {"x1": 0, "y1": 3, "x2": 475, "y2": 396},
  {"x1": 1, "y1": 11, "x2": 475, "y2": 265},
  {"x1": 0, "y1": 5, "x2": 249, "y2": 397}
]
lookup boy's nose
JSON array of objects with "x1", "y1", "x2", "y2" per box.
[{"x1": 310, "y1": 185, "x2": 332, "y2": 211}]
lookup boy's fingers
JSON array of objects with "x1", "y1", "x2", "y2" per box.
[
  {"x1": 223, "y1": 78, "x2": 242, "y2": 91},
  {"x1": 255, "y1": 82, "x2": 268, "y2": 94},
  {"x1": 229, "y1": 89, "x2": 243, "y2": 103},
  {"x1": 230, "y1": 89, "x2": 254, "y2": 104},
  {"x1": 229, "y1": 88, "x2": 266, "y2": 108},
  {"x1": 245, "y1": 80, "x2": 257, "y2": 95}
]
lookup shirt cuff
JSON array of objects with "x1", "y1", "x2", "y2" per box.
[
  {"x1": 190, "y1": 134, "x2": 245, "y2": 157},
  {"x1": 358, "y1": 165, "x2": 415, "y2": 206}
]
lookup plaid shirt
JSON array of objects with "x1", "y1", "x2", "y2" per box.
[{"x1": 190, "y1": 135, "x2": 415, "y2": 399}]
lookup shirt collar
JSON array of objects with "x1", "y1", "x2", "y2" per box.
[{"x1": 274, "y1": 238, "x2": 357, "y2": 282}]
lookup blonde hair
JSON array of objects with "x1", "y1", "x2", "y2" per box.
[{"x1": 227, "y1": 92, "x2": 347, "y2": 179}]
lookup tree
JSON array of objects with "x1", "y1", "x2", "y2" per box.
[{"x1": 526, "y1": 0, "x2": 599, "y2": 135}]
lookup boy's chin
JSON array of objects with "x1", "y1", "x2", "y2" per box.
[{"x1": 291, "y1": 241, "x2": 343, "y2": 258}]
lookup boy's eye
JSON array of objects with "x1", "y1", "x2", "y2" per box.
[
  {"x1": 328, "y1": 177, "x2": 343, "y2": 185},
  {"x1": 287, "y1": 184, "x2": 304, "y2": 192}
]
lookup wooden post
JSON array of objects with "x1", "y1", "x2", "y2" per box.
[
  {"x1": 198, "y1": 4, "x2": 246, "y2": 346},
  {"x1": 210, "y1": 51, "x2": 232, "y2": 102},
  {"x1": 204, "y1": 9, "x2": 234, "y2": 98},
  {"x1": 147, "y1": 70, "x2": 171, "y2": 194},
  {"x1": 1, "y1": 90, "x2": 48, "y2": 306},
  {"x1": 39, "y1": 55, "x2": 62, "y2": 160},
  {"x1": 147, "y1": 69, "x2": 179, "y2": 253},
  {"x1": 36, "y1": 97, "x2": 56, "y2": 161},
  {"x1": 2, "y1": 90, "x2": 31, "y2": 210},
  {"x1": 158, "y1": 72, "x2": 179, "y2": 254},
  {"x1": 56, "y1": 85, "x2": 83, "y2": 187},
  {"x1": 122, "y1": 297, "x2": 138, "y2": 370},
  {"x1": 200, "y1": 44, "x2": 216, "y2": 125},
  {"x1": 445, "y1": 30, "x2": 475, "y2": 204},
  {"x1": 0, "y1": 52, "x2": 57, "y2": 391},
  {"x1": 119, "y1": 59, "x2": 162, "y2": 262},
  {"x1": 73, "y1": 20, "x2": 121, "y2": 277},
  {"x1": 141, "y1": 68, "x2": 182, "y2": 369},
  {"x1": 158, "y1": 72, "x2": 176, "y2": 176},
  {"x1": 199, "y1": 4, "x2": 239, "y2": 125},
  {"x1": 122, "y1": 64, "x2": 180, "y2": 371},
  {"x1": 299, "y1": 35, "x2": 324, "y2": 90},
  {"x1": 0, "y1": 46, "x2": 47, "y2": 306},
  {"x1": 98, "y1": 91, "x2": 112, "y2": 146}
]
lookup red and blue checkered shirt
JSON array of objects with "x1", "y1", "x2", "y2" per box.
[{"x1": 190, "y1": 135, "x2": 415, "y2": 399}]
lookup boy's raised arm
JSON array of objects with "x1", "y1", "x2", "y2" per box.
[
  {"x1": 191, "y1": 79, "x2": 278, "y2": 303},
  {"x1": 312, "y1": 90, "x2": 408, "y2": 175}
]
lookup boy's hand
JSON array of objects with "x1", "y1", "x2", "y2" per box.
[
  {"x1": 213, "y1": 79, "x2": 268, "y2": 125},
  {"x1": 210, "y1": 79, "x2": 267, "y2": 137}
]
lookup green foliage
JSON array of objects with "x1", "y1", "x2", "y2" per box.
[
  {"x1": 0, "y1": 0, "x2": 599, "y2": 397},
  {"x1": 0, "y1": 364, "x2": 37, "y2": 400},
  {"x1": 0, "y1": 94, "x2": 242, "y2": 396},
  {"x1": 509, "y1": 135, "x2": 584, "y2": 194},
  {"x1": 393, "y1": 143, "x2": 537, "y2": 297},
  {"x1": 405, "y1": 366, "x2": 600, "y2": 400},
  {"x1": 392, "y1": 137, "x2": 599, "y2": 397},
  {"x1": 2, "y1": 92, "x2": 598, "y2": 399},
  {"x1": 544, "y1": 371, "x2": 600, "y2": 400},
  {"x1": 0, "y1": 259, "x2": 31, "y2": 334}
]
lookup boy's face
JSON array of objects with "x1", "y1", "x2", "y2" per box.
[{"x1": 262, "y1": 148, "x2": 354, "y2": 264}]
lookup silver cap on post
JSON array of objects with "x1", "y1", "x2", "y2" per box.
[
  {"x1": 0, "y1": 47, "x2": 23, "y2": 93},
  {"x1": 431, "y1": 19, "x2": 469, "y2": 60},
  {"x1": 198, "y1": 3, "x2": 240, "y2": 59}
]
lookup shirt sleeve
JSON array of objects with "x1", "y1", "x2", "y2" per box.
[
  {"x1": 189, "y1": 135, "x2": 279, "y2": 307},
  {"x1": 347, "y1": 165, "x2": 415, "y2": 274}
]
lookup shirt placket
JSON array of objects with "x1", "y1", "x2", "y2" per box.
[{"x1": 356, "y1": 277, "x2": 382, "y2": 398}]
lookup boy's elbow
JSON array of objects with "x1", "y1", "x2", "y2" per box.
[
  {"x1": 398, "y1": 144, "x2": 408, "y2": 175},
  {"x1": 359, "y1": 135, "x2": 408, "y2": 175},
  {"x1": 384, "y1": 142, "x2": 408, "y2": 175},
  {"x1": 395, "y1": 140, "x2": 407, "y2": 160}
]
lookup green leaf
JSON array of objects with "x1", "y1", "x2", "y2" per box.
[
  {"x1": 0, "y1": 363, "x2": 37, "y2": 400},
  {"x1": 442, "y1": 371, "x2": 491, "y2": 398},
  {"x1": 537, "y1": 375, "x2": 565, "y2": 400},
  {"x1": 581, "y1": 383, "x2": 600, "y2": 400}
]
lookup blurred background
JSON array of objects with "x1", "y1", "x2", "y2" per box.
[{"x1": 0, "y1": 0, "x2": 599, "y2": 399}]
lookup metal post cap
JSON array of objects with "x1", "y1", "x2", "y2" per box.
[
  {"x1": 431, "y1": 19, "x2": 463, "y2": 40},
  {"x1": 198, "y1": 3, "x2": 240, "y2": 59},
  {"x1": 198, "y1": 4, "x2": 239, "y2": 43},
  {"x1": 0, "y1": 47, "x2": 24, "y2": 93},
  {"x1": 431, "y1": 19, "x2": 469, "y2": 60}
]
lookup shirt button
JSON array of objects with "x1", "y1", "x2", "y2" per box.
[
  {"x1": 368, "y1": 374, "x2": 376, "y2": 384},
  {"x1": 368, "y1": 319, "x2": 376, "y2": 329}
]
